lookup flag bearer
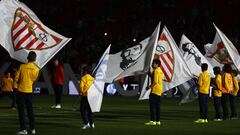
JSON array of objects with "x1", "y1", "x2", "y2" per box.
[
  {"x1": 195, "y1": 63, "x2": 211, "y2": 123},
  {"x1": 80, "y1": 66, "x2": 95, "y2": 129},
  {"x1": 145, "y1": 59, "x2": 164, "y2": 126},
  {"x1": 221, "y1": 64, "x2": 233, "y2": 120},
  {"x1": 14, "y1": 51, "x2": 39, "y2": 135},
  {"x1": 229, "y1": 70, "x2": 239, "y2": 119},
  {"x1": 212, "y1": 67, "x2": 222, "y2": 121}
]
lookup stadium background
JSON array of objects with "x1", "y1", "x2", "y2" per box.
[
  {"x1": 1, "y1": 1, "x2": 240, "y2": 135},
  {"x1": 1, "y1": 0, "x2": 240, "y2": 73}
]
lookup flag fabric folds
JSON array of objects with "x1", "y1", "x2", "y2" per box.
[
  {"x1": 0, "y1": 0, "x2": 71, "y2": 68},
  {"x1": 179, "y1": 34, "x2": 214, "y2": 77},
  {"x1": 205, "y1": 24, "x2": 240, "y2": 70},
  {"x1": 87, "y1": 45, "x2": 111, "y2": 112},
  {"x1": 178, "y1": 79, "x2": 198, "y2": 104},
  {"x1": 105, "y1": 22, "x2": 161, "y2": 83},
  {"x1": 139, "y1": 26, "x2": 193, "y2": 100}
]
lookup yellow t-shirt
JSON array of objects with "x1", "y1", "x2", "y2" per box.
[
  {"x1": 14, "y1": 62, "x2": 40, "y2": 93},
  {"x1": 213, "y1": 74, "x2": 222, "y2": 97},
  {"x1": 198, "y1": 71, "x2": 211, "y2": 94},
  {"x1": 222, "y1": 73, "x2": 233, "y2": 94},
  {"x1": 1, "y1": 77, "x2": 13, "y2": 92},
  {"x1": 80, "y1": 74, "x2": 95, "y2": 96},
  {"x1": 233, "y1": 76, "x2": 239, "y2": 96},
  {"x1": 150, "y1": 67, "x2": 164, "y2": 96}
]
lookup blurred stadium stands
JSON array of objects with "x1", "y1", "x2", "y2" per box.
[{"x1": 1, "y1": 0, "x2": 240, "y2": 73}]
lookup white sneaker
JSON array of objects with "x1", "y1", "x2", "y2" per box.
[
  {"x1": 16, "y1": 130, "x2": 28, "y2": 135},
  {"x1": 213, "y1": 118, "x2": 223, "y2": 121},
  {"x1": 82, "y1": 123, "x2": 91, "y2": 129},
  {"x1": 55, "y1": 104, "x2": 61, "y2": 109},
  {"x1": 91, "y1": 123, "x2": 95, "y2": 128},
  {"x1": 31, "y1": 129, "x2": 36, "y2": 135}
]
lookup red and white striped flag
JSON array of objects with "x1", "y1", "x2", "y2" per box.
[
  {"x1": 139, "y1": 26, "x2": 193, "y2": 100},
  {"x1": 205, "y1": 24, "x2": 240, "y2": 70},
  {"x1": 0, "y1": 0, "x2": 71, "y2": 68},
  {"x1": 157, "y1": 26, "x2": 193, "y2": 88},
  {"x1": 12, "y1": 8, "x2": 63, "y2": 51},
  {"x1": 156, "y1": 32, "x2": 174, "y2": 82}
]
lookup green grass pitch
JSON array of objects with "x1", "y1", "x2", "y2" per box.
[{"x1": 0, "y1": 96, "x2": 240, "y2": 135}]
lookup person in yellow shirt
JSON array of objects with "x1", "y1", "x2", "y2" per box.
[
  {"x1": 195, "y1": 63, "x2": 211, "y2": 123},
  {"x1": 80, "y1": 66, "x2": 95, "y2": 129},
  {"x1": 221, "y1": 64, "x2": 233, "y2": 120},
  {"x1": 14, "y1": 51, "x2": 39, "y2": 135},
  {"x1": 145, "y1": 59, "x2": 164, "y2": 126},
  {"x1": 211, "y1": 67, "x2": 222, "y2": 121},
  {"x1": 0, "y1": 72, "x2": 16, "y2": 108},
  {"x1": 232, "y1": 70, "x2": 239, "y2": 97},
  {"x1": 229, "y1": 70, "x2": 239, "y2": 119}
]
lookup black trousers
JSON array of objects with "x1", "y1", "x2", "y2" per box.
[
  {"x1": 16, "y1": 92, "x2": 35, "y2": 130},
  {"x1": 80, "y1": 96, "x2": 94, "y2": 125},
  {"x1": 53, "y1": 84, "x2": 63, "y2": 105},
  {"x1": 149, "y1": 93, "x2": 161, "y2": 121},
  {"x1": 213, "y1": 96, "x2": 222, "y2": 119},
  {"x1": 0, "y1": 91, "x2": 16, "y2": 107},
  {"x1": 229, "y1": 94, "x2": 237, "y2": 118},
  {"x1": 221, "y1": 93, "x2": 229, "y2": 120},
  {"x1": 198, "y1": 93, "x2": 208, "y2": 119}
]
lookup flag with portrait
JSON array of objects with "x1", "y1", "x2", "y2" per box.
[
  {"x1": 105, "y1": 22, "x2": 161, "y2": 82},
  {"x1": 179, "y1": 34, "x2": 214, "y2": 77}
]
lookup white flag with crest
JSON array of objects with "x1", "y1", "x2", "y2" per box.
[
  {"x1": 0, "y1": 0, "x2": 71, "y2": 68},
  {"x1": 88, "y1": 45, "x2": 111, "y2": 112},
  {"x1": 139, "y1": 26, "x2": 193, "y2": 100},
  {"x1": 105, "y1": 22, "x2": 160, "y2": 82},
  {"x1": 205, "y1": 24, "x2": 240, "y2": 70},
  {"x1": 179, "y1": 34, "x2": 214, "y2": 77}
]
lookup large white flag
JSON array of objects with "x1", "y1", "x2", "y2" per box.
[
  {"x1": 179, "y1": 34, "x2": 214, "y2": 77},
  {"x1": 205, "y1": 24, "x2": 240, "y2": 70},
  {"x1": 88, "y1": 45, "x2": 111, "y2": 112},
  {"x1": 105, "y1": 22, "x2": 160, "y2": 82},
  {"x1": 139, "y1": 26, "x2": 193, "y2": 100},
  {"x1": 0, "y1": 0, "x2": 71, "y2": 68}
]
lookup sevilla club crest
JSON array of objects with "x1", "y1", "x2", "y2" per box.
[
  {"x1": 155, "y1": 34, "x2": 175, "y2": 82},
  {"x1": 207, "y1": 42, "x2": 233, "y2": 64},
  {"x1": 11, "y1": 8, "x2": 62, "y2": 51}
]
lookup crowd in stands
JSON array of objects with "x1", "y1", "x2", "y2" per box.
[{"x1": 1, "y1": 0, "x2": 240, "y2": 72}]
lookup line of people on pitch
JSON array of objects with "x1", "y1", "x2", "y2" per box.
[
  {"x1": 0, "y1": 58, "x2": 65, "y2": 110},
  {"x1": 49, "y1": 59, "x2": 95, "y2": 129},
  {"x1": 0, "y1": 52, "x2": 94, "y2": 134},
  {"x1": 195, "y1": 63, "x2": 239, "y2": 123},
  {"x1": 79, "y1": 59, "x2": 165, "y2": 128}
]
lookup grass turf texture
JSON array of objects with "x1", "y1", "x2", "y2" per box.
[{"x1": 0, "y1": 95, "x2": 240, "y2": 135}]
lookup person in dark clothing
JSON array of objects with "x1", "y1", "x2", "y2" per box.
[{"x1": 50, "y1": 58, "x2": 64, "y2": 109}]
